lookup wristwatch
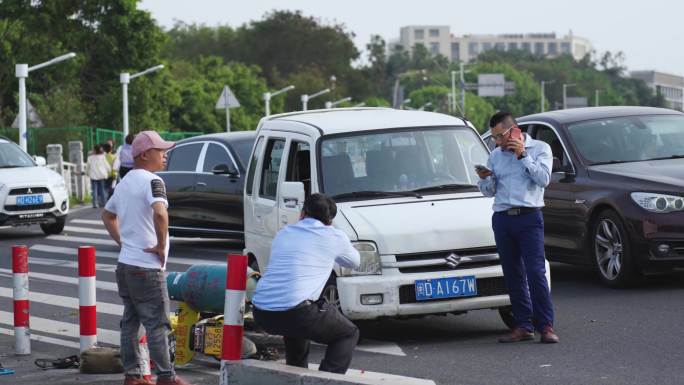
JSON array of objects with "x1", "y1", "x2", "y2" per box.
[{"x1": 517, "y1": 151, "x2": 527, "y2": 160}]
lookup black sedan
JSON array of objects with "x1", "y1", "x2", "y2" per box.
[
  {"x1": 157, "y1": 131, "x2": 256, "y2": 240},
  {"x1": 482, "y1": 107, "x2": 684, "y2": 286}
]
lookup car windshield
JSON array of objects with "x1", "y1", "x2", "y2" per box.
[
  {"x1": 0, "y1": 141, "x2": 36, "y2": 168},
  {"x1": 567, "y1": 115, "x2": 684, "y2": 165},
  {"x1": 319, "y1": 127, "x2": 489, "y2": 199}
]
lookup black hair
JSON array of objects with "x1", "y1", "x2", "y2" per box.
[
  {"x1": 302, "y1": 193, "x2": 337, "y2": 225},
  {"x1": 125, "y1": 134, "x2": 135, "y2": 145},
  {"x1": 102, "y1": 142, "x2": 112, "y2": 153},
  {"x1": 93, "y1": 144, "x2": 103, "y2": 154},
  {"x1": 489, "y1": 111, "x2": 515, "y2": 129}
]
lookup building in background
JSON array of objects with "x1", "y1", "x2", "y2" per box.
[
  {"x1": 394, "y1": 26, "x2": 592, "y2": 63},
  {"x1": 630, "y1": 70, "x2": 684, "y2": 111}
]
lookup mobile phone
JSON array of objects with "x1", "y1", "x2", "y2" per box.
[
  {"x1": 475, "y1": 164, "x2": 491, "y2": 173},
  {"x1": 510, "y1": 126, "x2": 522, "y2": 141}
]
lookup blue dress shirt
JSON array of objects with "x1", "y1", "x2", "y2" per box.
[
  {"x1": 477, "y1": 133, "x2": 552, "y2": 212},
  {"x1": 251, "y1": 218, "x2": 361, "y2": 311}
]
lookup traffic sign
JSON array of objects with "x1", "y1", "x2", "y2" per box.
[{"x1": 215, "y1": 86, "x2": 240, "y2": 109}]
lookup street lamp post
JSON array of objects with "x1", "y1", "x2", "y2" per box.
[
  {"x1": 263, "y1": 85, "x2": 295, "y2": 116},
  {"x1": 563, "y1": 83, "x2": 576, "y2": 110},
  {"x1": 595, "y1": 89, "x2": 602, "y2": 107},
  {"x1": 300, "y1": 88, "x2": 330, "y2": 111},
  {"x1": 121, "y1": 64, "x2": 164, "y2": 137},
  {"x1": 16, "y1": 52, "x2": 77, "y2": 152},
  {"x1": 450, "y1": 70, "x2": 457, "y2": 114},
  {"x1": 325, "y1": 97, "x2": 352, "y2": 109},
  {"x1": 459, "y1": 62, "x2": 466, "y2": 115},
  {"x1": 541, "y1": 80, "x2": 555, "y2": 112}
]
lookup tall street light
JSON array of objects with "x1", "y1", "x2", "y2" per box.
[
  {"x1": 595, "y1": 89, "x2": 603, "y2": 107},
  {"x1": 541, "y1": 80, "x2": 555, "y2": 112},
  {"x1": 263, "y1": 85, "x2": 295, "y2": 116},
  {"x1": 300, "y1": 88, "x2": 330, "y2": 111},
  {"x1": 563, "y1": 83, "x2": 576, "y2": 110},
  {"x1": 325, "y1": 97, "x2": 351, "y2": 109},
  {"x1": 121, "y1": 64, "x2": 164, "y2": 137},
  {"x1": 16, "y1": 52, "x2": 77, "y2": 152}
]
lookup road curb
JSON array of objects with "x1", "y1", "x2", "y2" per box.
[{"x1": 223, "y1": 359, "x2": 433, "y2": 385}]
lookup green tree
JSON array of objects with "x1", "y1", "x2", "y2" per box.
[{"x1": 170, "y1": 57, "x2": 272, "y2": 132}]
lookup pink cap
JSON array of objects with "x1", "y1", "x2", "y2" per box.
[{"x1": 132, "y1": 131, "x2": 176, "y2": 158}]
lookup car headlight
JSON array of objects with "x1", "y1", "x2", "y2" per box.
[
  {"x1": 53, "y1": 179, "x2": 67, "y2": 191},
  {"x1": 631, "y1": 192, "x2": 684, "y2": 213},
  {"x1": 340, "y1": 241, "x2": 381, "y2": 276}
]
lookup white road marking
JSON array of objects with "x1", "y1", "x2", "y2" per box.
[
  {"x1": 63, "y1": 225, "x2": 110, "y2": 235},
  {"x1": 0, "y1": 287, "x2": 123, "y2": 315},
  {"x1": 0, "y1": 310, "x2": 120, "y2": 345},
  {"x1": 70, "y1": 219, "x2": 105, "y2": 226},
  {"x1": 355, "y1": 338, "x2": 407, "y2": 356},
  {"x1": 47, "y1": 234, "x2": 118, "y2": 247},
  {"x1": 0, "y1": 326, "x2": 80, "y2": 349},
  {"x1": 27, "y1": 254, "x2": 118, "y2": 272},
  {"x1": 30, "y1": 244, "x2": 222, "y2": 266},
  {"x1": 293, "y1": 363, "x2": 435, "y2": 384},
  {"x1": 0, "y1": 268, "x2": 118, "y2": 292}
]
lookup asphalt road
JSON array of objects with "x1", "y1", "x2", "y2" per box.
[{"x1": 1, "y1": 206, "x2": 683, "y2": 384}]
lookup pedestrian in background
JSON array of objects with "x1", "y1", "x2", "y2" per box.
[
  {"x1": 101, "y1": 131, "x2": 194, "y2": 385},
  {"x1": 86, "y1": 144, "x2": 110, "y2": 208},
  {"x1": 102, "y1": 142, "x2": 117, "y2": 197},
  {"x1": 115, "y1": 133, "x2": 136, "y2": 179},
  {"x1": 477, "y1": 111, "x2": 559, "y2": 344}
]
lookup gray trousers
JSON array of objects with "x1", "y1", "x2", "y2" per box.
[{"x1": 116, "y1": 263, "x2": 174, "y2": 378}]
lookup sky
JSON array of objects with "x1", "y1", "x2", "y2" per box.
[{"x1": 140, "y1": 0, "x2": 683, "y2": 75}]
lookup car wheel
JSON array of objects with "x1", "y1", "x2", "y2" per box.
[
  {"x1": 591, "y1": 210, "x2": 638, "y2": 287},
  {"x1": 40, "y1": 216, "x2": 66, "y2": 235},
  {"x1": 319, "y1": 273, "x2": 341, "y2": 311},
  {"x1": 498, "y1": 306, "x2": 516, "y2": 329}
]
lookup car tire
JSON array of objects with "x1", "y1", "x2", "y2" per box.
[
  {"x1": 498, "y1": 306, "x2": 516, "y2": 329},
  {"x1": 591, "y1": 210, "x2": 638, "y2": 287},
  {"x1": 319, "y1": 273, "x2": 341, "y2": 312},
  {"x1": 40, "y1": 216, "x2": 66, "y2": 235}
]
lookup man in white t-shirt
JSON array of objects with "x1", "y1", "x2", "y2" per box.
[{"x1": 102, "y1": 131, "x2": 194, "y2": 385}]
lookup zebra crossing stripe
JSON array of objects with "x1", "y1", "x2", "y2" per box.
[
  {"x1": 0, "y1": 310, "x2": 120, "y2": 345},
  {"x1": 0, "y1": 287, "x2": 123, "y2": 315},
  {"x1": 63, "y1": 226, "x2": 110, "y2": 235},
  {"x1": 30, "y1": 244, "x2": 222, "y2": 266},
  {"x1": 47, "y1": 235, "x2": 118, "y2": 247},
  {"x1": 0, "y1": 268, "x2": 118, "y2": 292},
  {"x1": 0, "y1": 326, "x2": 80, "y2": 349}
]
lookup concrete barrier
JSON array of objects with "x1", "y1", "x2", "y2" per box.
[{"x1": 223, "y1": 359, "x2": 435, "y2": 385}]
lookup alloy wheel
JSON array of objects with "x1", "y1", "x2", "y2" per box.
[{"x1": 594, "y1": 218, "x2": 624, "y2": 281}]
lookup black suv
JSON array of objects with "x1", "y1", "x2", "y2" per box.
[{"x1": 157, "y1": 131, "x2": 256, "y2": 240}]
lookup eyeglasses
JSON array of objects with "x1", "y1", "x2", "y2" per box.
[{"x1": 492, "y1": 126, "x2": 513, "y2": 141}]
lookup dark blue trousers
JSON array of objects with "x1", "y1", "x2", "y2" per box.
[{"x1": 492, "y1": 210, "x2": 554, "y2": 332}]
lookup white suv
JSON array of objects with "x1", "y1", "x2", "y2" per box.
[
  {"x1": 243, "y1": 108, "x2": 551, "y2": 327},
  {"x1": 0, "y1": 137, "x2": 69, "y2": 235}
]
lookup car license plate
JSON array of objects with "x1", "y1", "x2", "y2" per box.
[
  {"x1": 16, "y1": 194, "x2": 43, "y2": 206},
  {"x1": 415, "y1": 276, "x2": 477, "y2": 301}
]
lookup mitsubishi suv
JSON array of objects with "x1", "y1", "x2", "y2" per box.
[{"x1": 0, "y1": 137, "x2": 69, "y2": 234}]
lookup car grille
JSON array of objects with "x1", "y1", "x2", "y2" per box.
[
  {"x1": 9, "y1": 187, "x2": 50, "y2": 195},
  {"x1": 399, "y1": 276, "x2": 508, "y2": 304},
  {"x1": 5, "y1": 203, "x2": 54, "y2": 212},
  {"x1": 394, "y1": 247, "x2": 500, "y2": 274}
]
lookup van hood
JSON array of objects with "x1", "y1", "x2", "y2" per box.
[
  {"x1": 338, "y1": 194, "x2": 496, "y2": 255},
  {"x1": 0, "y1": 166, "x2": 63, "y2": 187}
]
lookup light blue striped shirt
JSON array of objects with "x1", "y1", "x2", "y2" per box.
[
  {"x1": 477, "y1": 133, "x2": 552, "y2": 212},
  {"x1": 252, "y1": 218, "x2": 360, "y2": 311}
]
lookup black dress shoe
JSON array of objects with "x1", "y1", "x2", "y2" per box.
[{"x1": 498, "y1": 327, "x2": 534, "y2": 343}]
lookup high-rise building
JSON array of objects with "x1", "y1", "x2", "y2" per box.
[
  {"x1": 630, "y1": 71, "x2": 684, "y2": 111},
  {"x1": 395, "y1": 26, "x2": 592, "y2": 63}
]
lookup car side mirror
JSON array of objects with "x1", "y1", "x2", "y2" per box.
[
  {"x1": 33, "y1": 155, "x2": 47, "y2": 166},
  {"x1": 212, "y1": 163, "x2": 239, "y2": 177},
  {"x1": 281, "y1": 181, "x2": 305, "y2": 209}
]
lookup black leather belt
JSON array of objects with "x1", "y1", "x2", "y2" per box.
[{"x1": 504, "y1": 207, "x2": 540, "y2": 216}]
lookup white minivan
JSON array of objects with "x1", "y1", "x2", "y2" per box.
[{"x1": 243, "y1": 108, "x2": 549, "y2": 327}]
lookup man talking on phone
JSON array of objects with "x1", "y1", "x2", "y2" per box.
[{"x1": 476, "y1": 111, "x2": 559, "y2": 344}]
